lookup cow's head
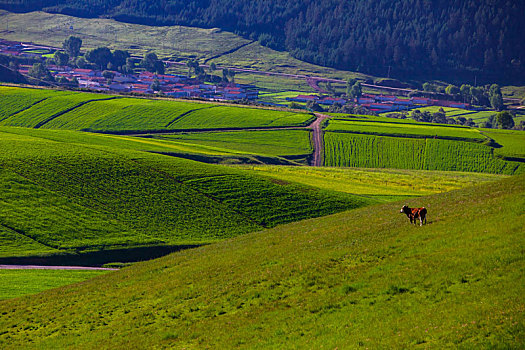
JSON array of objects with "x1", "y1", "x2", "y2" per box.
[{"x1": 400, "y1": 205, "x2": 408, "y2": 214}]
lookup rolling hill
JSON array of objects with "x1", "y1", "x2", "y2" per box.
[{"x1": 0, "y1": 174, "x2": 522, "y2": 348}]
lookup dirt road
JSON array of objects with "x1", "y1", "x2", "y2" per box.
[
  {"x1": 308, "y1": 113, "x2": 331, "y2": 166},
  {"x1": 0, "y1": 265, "x2": 119, "y2": 271}
]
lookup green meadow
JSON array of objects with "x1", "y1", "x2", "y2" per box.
[
  {"x1": 240, "y1": 166, "x2": 506, "y2": 202},
  {"x1": 0, "y1": 175, "x2": 522, "y2": 348},
  {"x1": 0, "y1": 127, "x2": 368, "y2": 258},
  {"x1": 0, "y1": 269, "x2": 110, "y2": 301},
  {"x1": 481, "y1": 128, "x2": 525, "y2": 159}
]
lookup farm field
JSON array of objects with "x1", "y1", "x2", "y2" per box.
[
  {"x1": 0, "y1": 269, "x2": 110, "y2": 301},
  {"x1": 325, "y1": 118, "x2": 486, "y2": 141},
  {"x1": 0, "y1": 87, "x2": 314, "y2": 132},
  {"x1": 241, "y1": 166, "x2": 506, "y2": 202},
  {"x1": 153, "y1": 129, "x2": 312, "y2": 158},
  {"x1": 0, "y1": 175, "x2": 522, "y2": 348},
  {"x1": 0, "y1": 127, "x2": 368, "y2": 261},
  {"x1": 481, "y1": 128, "x2": 525, "y2": 159},
  {"x1": 324, "y1": 132, "x2": 524, "y2": 174}
]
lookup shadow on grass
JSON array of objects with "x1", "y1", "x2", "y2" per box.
[{"x1": 0, "y1": 244, "x2": 204, "y2": 267}]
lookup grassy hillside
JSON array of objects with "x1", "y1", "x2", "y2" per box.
[
  {"x1": 324, "y1": 132, "x2": 524, "y2": 175},
  {"x1": 481, "y1": 128, "x2": 525, "y2": 159},
  {"x1": 0, "y1": 175, "x2": 522, "y2": 348},
  {"x1": 0, "y1": 127, "x2": 368, "y2": 260},
  {"x1": 0, "y1": 87, "x2": 314, "y2": 132}
]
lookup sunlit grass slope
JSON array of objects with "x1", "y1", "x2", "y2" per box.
[
  {"x1": 0, "y1": 127, "x2": 367, "y2": 256},
  {"x1": 0, "y1": 175, "x2": 522, "y2": 348},
  {"x1": 0, "y1": 269, "x2": 110, "y2": 301},
  {"x1": 0, "y1": 87, "x2": 314, "y2": 132},
  {"x1": 239, "y1": 165, "x2": 506, "y2": 202}
]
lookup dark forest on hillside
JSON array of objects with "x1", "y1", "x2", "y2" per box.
[{"x1": 1, "y1": 0, "x2": 524, "y2": 83}]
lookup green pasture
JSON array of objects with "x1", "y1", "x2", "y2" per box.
[
  {"x1": 241, "y1": 166, "x2": 506, "y2": 202},
  {"x1": 325, "y1": 118, "x2": 485, "y2": 141},
  {"x1": 324, "y1": 132, "x2": 524, "y2": 174},
  {"x1": 153, "y1": 129, "x2": 312, "y2": 157},
  {"x1": 0, "y1": 127, "x2": 367, "y2": 258},
  {"x1": 0, "y1": 175, "x2": 522, "y2": 348},
  {"x1": 0, "y1": 269, "x2": 110, "y2": 301},
  {"x1": 481, "y1": 128, "x2": 525, "y2": 159}
]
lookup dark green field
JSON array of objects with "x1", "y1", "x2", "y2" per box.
[{"x1": 0, "y1": 174, "x2": 522, "y2": 348}]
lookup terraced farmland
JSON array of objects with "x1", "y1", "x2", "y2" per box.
[
  {"x1": 325, "y1": 118, "x2": 486, "y2": 141},
  {"x1": 0, "y1": 87, "x2": 314, "y2": 132},
  {"x1": 324, "y1": 132, "x2": 524, "y2": 174}
]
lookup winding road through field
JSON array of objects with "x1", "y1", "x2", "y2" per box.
[{"x1": 308, "y1": 113, "x2": 331, "y2": 167}]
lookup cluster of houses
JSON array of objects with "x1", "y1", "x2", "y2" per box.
[
  {"x1": 1, "y1": 39, "x2": 259, "y2": 101},
  {"x1": 287, "y1": 93, "x2": 470, "y2": 113}
]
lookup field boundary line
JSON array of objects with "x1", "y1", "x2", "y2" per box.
[
  {"x1": 164, "y1": 105, "x2": 218, "y2": 128},
  {"x1": 203, "y1": 40, "x2": 255, "y2": 63},
  {"x1": 0, "y1": 97, "x2": 49, "y2": 123},
  {"x1": 324, "y1": 129, "x2": 488, "y2": 143},
  {"x1": 0, "y1": 223, "x2": 58, "y2": 251},
  {"x1": 33, "y1": 96, "x2": 122, "y2": 129}
]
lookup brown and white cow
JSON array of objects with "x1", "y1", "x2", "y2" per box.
[{"x1": 400, "y1": 205, "x2": 427, "y2": 226}]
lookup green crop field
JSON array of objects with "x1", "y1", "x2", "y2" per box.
[
  {"x1": 0, "y1": 87, "x2": 314, "y2": 132},
  {"x1": 481, "y1": 129, "x2": 525, "y2": 159},
  {"x1": 167, "y1": 106, "x2": 313, "y2": 130},
  {"x1": 325, "y1": 118, "x2": 486, "y2": 141},
  {"x1": 240, "y1": 166, "x2": 506, "y2": 202},
  {"x1": 0, "y1": 175, "x2": 522, "y2": 348},
  {"x1": 324, "y1": 132, "x2": 524, "y2": 174},
  {"x1": 0, "y1": 269, "x2": 110, "y2": 301},
  {"x1": 0, "y1": 127, "x2": 368, "y2": 260}
]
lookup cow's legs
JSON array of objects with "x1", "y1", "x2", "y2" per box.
[{"x1": 419, "y1": 216, "x2": 423, "y2": 226}]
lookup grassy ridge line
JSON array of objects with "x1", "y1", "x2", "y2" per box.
[
  {"x1": 324, "y1": 132, "x2": 524, "y2": 175},
  {"x1": 0, "y1": 175, "x2": 522, "y2": 348}
]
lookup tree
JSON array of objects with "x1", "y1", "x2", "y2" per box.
[
  {"x1": 495, "y1": 111, "x2": 514, "y2": 129},
  {"x1": 422, "y1": 82, "x2": 432, "y2": 92},
  {"x1": 141, "y1": 53, "x2": 164, "y2": 74},
  {"x1": 209, "y1": 62, "x2": 217, "y2": 72},
  {"x1": 28, "y1": 63, "x2": 53, "y2": 81},
  {"x1": 63, "y1": 36, "x2": 82, "y2": 58},
  {"x1": 85, "y1": 47, "x2": 112, "y2": 70},
  {"x1": 445, "y1": 84, "x2": 459, "y2": 95},
  {"x1": 151, "y1": 78, "x2": 161, "y2": 92},
  {"x1": 348, "y1": 82, "x2": 362, "y2": 99},
  {"x1": 306, "y1": 100, "x2": 324, "y2": 112},
  {"x1": 186, "y1": 59, "x2": 199, "y2": 77},
  {"x1": 54, "y1": 51, "x2": 69, "y2": 67},
  {"x1": 102, "y1": 70, "x2": 115, "y2": 81},
  {"x1": 112, "y1": 50, "x2": 130, "y2": 70},
  {"x1": 460, "y1": 84, "x2": 472, "y2": 102},
  {"x1": 76, "y1": 56, "x2": 88, "y2": 69},
  {"x1": 346, "y1": 78, "x2": 357, "y2": 96},
  {"x1": 71, "y1": 76, "x2": 79, "y2": 87},
  {"x1": 488, "y1": 84, "x2": 503, "y2": 110},
  {"x1": 124, "y1": 58, "x2": 135, "y2": 74}
]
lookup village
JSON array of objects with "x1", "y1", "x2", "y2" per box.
[{"x1": 0, "y1": 38, "x2": 506, "y2": 118}]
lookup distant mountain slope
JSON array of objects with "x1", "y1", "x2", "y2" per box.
[
  {"x1": 1, "y1": 0, "x2": 524, "y2": 82},
  {"x1": 0, "y1": 174, "x2": 522, "y2": 348}
]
